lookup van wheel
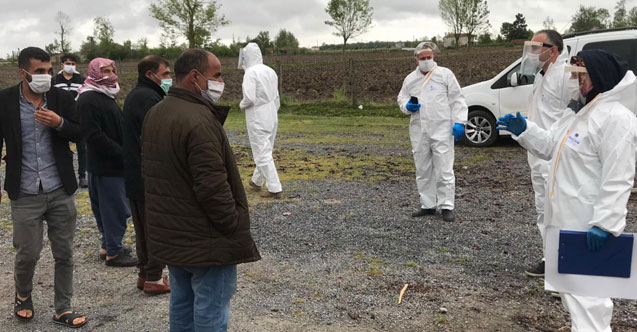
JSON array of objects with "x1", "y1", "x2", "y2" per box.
[{"x1": 462, "y1": 109, "x2": 498, "y2": 147}]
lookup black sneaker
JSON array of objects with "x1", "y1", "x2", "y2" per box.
[
  {"x1": 105, "y1": 252, "x2": 139, "y2": 267},
  {"x1": 411, "y1": 208, "x2": 436, "y2": 217},
  {"x1": 441, "y1": 209, "x2": 455, "y2": 222},
  {"x1": 524, "y1": 260, "x2": 545, "y2": 277},
  {"x1": 78, "y1": 178, "x2": 88, "y2": 188},
  {"x1": 99, "y1": 245, "x2": 132, "y2": 261}
]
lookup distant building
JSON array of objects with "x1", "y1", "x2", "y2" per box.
[
  {"x1": 311, "y1": 46, "x2": 320, "y2": 52},
  {"x1": 394, "y1": 42, "x2": 405, "y2": 49},
  {"x1": 443, "y1": 34, "x2": 471, "y2": 48}
]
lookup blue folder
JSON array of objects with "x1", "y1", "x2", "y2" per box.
[{"x1": 558, "y1": 230, "x2": 634, "y2": 278}]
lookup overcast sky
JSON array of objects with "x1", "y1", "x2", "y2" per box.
[{"x1": 0, "y1": 0, "x2": 634, "y2": 58}]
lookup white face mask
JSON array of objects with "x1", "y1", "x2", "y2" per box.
[
  {"x1": 63, "y1": 64, "x2": 76, "y2": 74},
  {"x1": 23, "y1": 70, "x2": 51, "y2": 94},
  {"x1": 198, "y1": 80, "x2": 224, "y2": 104},
  {"x1": 520, "y1": 49, "x2": 550, "y2": 76},
  {"x1": 566, "y1": 78, "x2": 580, "y2": 102},
  {"x1": 418, "y1": 60, "x2": 436, "y2": 73}
]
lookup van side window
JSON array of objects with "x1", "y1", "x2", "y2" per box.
[
  {"x1": 491, "y1": 63, "x2": 535, "y2": 89},
  {"x1": 583, "y1": 39, "x2": 637, "y2": 72}
]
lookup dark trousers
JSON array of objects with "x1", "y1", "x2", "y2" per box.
[
  {"x1": 88, "y1": 173, "x2": 131, "y2": 257},
  {"x1": 11, "y1": 188, "x2": 76, "y2": 314},
  {"x1": 76, "y1": 141, "x2": 87, "y2": 179},
  {"x1": 129, "y1": 199, "x2": 165, "y2": 281}
]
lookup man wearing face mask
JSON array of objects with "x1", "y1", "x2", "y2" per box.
[
  {"x1": 52, "y1": 53, "x2": 88, "y2": 188},
  {"x1": 398, "y1": 41, "x2": 468, "y2": 222},
  {"x1": 497, "y1": 49, "x2": 636, "y2": 332},
  {"x1": 77, "y1": 58, "x2": 137, "y2": 268},
  {"x1": 238, "y1": 42, "x2": 282, "y2": 198},
  {"x1": 518, "y1": 30, "x2": 574, "y2": 279},
  {"x1": 122, "y1": 55, "x2": 172, "y2": 294},
  {"x1": 0, "y1": 47, "x2": 87, "y2": 327},
  {"x1": 142, "y1": 49, "x2": 260, "y2": 331}
]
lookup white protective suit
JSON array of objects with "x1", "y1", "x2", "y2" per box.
[
  {"x1": 515, "y1": 71, "x2": 637, "y2": 332},
  {"x1": 239, "y1": 43, "x2": 282, "y2": 193},
  {"x1": 527, "y1": 49, "x2": 574, "y2": 241},
  {"x1": 397, "y1": 65, "x2": 468, "y2": 210}
]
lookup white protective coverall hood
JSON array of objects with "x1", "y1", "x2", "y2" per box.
[
  {"x1": 239, "y1": 42, "x2": 282, "y2": 193},
  {"x1": 527, "y1": 48, "x2": 572, "y2": 241},
  {"x1": 397, "y1": 66, "x2": 468, "y2": 210},
  {"x1": 515, "y1": 70, "x2": 637, "y2": 332}
]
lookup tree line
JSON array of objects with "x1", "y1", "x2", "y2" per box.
[{"x1": 440, "y1": 0, "x2": 637, "y2": 47}]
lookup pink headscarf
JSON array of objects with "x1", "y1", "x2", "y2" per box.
[{"x1": 77, "y1": 57, "x2": 120, "y2": 98}]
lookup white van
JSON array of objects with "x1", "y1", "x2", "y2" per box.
[{"x1": 461, "y1": 28, "x2": 637, "y2": 147}]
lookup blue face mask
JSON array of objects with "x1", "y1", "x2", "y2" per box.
[{"x1": 159, "y1": 78, "x2": 172, "y2": 93}]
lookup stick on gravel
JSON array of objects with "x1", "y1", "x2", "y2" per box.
[{"x1": 398, "y1": 284, "x2": 409, "y2": 304}]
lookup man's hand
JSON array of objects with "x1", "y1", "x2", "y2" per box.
[{"x1": 34, "y1": 107, "x2": 62, "y2": 128}]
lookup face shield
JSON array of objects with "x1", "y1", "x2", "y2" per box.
[
  {"x1": 238, "y1": 47, "x2": 246, "y2": 70},
  {"x1": 564, "y1": 62, "x2": 589, "y2": 111},
  {"x1": 519, "y1": 41, "x2": 553, "y2": 76},
  {"x1": 413, "y1": 41, "x2": 440, "y2": 57}
]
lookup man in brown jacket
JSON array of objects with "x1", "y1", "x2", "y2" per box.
[{"x1": 142, "y1": 49, "x2": 260, "y2": 332}]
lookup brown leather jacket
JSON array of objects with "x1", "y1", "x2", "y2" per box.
[{"x1": 142, "y1": 87, "x2": 260, "y2": 267}]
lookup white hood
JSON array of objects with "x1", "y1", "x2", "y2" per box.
[{"x1": 238, "y1": 42, "x2": 263, "y2": 70}]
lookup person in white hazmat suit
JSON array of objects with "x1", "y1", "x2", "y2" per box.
[
  {"x1": 497, "y1": 49, "x2": 637, "y2": 332},
  {"x1": 519, "y1": 30, "x2": 575, "y2": 278},
  {"x1": 397, "y1": 42, "x2": 468, "y2": 222},
  {"x1": 238, "y1": 43, "x2": 282, "y2": 198}
]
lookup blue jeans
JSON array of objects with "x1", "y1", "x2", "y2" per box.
[{"x1": 168, "y1": 265, "x2": 237, "y2": 332}]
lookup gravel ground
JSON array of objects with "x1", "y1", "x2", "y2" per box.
[{"x1": 1, "y1": 129, "x2": 637, "y2": 331}]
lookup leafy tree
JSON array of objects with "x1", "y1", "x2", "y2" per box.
[
  {"x1": 613, "y1": 0, "x2": 628, "y2": 28},
  {"x1": 439, "y1": 0, "x2": 468, "y2": 48},
  {"x1": 251, "y1": 31, "x2": 272, "y2": 53},
  {"x1": 543, "y1": 16, "x2": 555, "y2": 30},
  {"x1": 478, "y1": 32, "x2": 492, "y2": 45},
  {"x1": 324, "y1": 0, "x2": 373, "y2": 52},
  {"x1": 80, "y1": 36, "x2": 100, "y2": 60},
  {"x1": 150, "y1": 0, "x2": 229, "y2": 48},
  {"x1": 464, "y1": 0, "x2": 490, "y2": 47},
  {"x1": 500, "y1": 13, "x2": 529, "y2": 41},
  {"x1": 569, "y1": 6, "x2": 610, "y2": 32},
  {"x1": 629, "y1": 7, "x2": 637, "y2": 26},
  {"x1": 274, "y1": 29, "x2": 299, "y2": 54}
]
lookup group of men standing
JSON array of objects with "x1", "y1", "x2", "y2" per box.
[
  {"x1": 0, "y1": 27, "x2": 634, "y2": 331},
  {"x1": 0, "y1": 43, "x2": 281, "y2": 329}
]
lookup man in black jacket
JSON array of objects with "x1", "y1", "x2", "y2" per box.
[
  {"x1": 123, "y1": 55, "x2": 172, "y2": 294},
  {"x1": 77, "y1": 57, "x2": 137, "y2": 268},
  {"x1": 52, "y1": 53, "x2": 88, "y2": 188},
  {"x1": 0, "y1": 47, "x2": 87, "y2": 328}
]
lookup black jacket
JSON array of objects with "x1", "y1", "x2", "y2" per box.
[
  {"x1": 52, "y1": 73, "x2": 85, "y2": 99},
  {"x1": 123, "y1": 77, "x2": 165, "y2": 200},
  {"x1": 142, "y1": 87, "x2": 261, "y2": 267},
  {"x1": 0, "y1": 84, "x2": 83, "y2": 200},
  {"x1": 77, "y1": 91, "x2": 125, "y2": 177}
]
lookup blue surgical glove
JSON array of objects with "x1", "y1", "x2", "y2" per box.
[
  {"x1": 452, "y1": 123, "x2": 465, "y2": 142},
  {"x1": 586, "y1": 226, "x2": 611, "y2": 252},
  {"x1": 406, "y1": 101, "x2": 421, "y2": 112},
  {"x1": 496, "y1": 111, "x2": 527, "y2": 136}
]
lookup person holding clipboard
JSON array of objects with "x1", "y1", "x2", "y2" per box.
[{"x1": 497, "y1": 49, "x2": 637, "y2": 332}]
